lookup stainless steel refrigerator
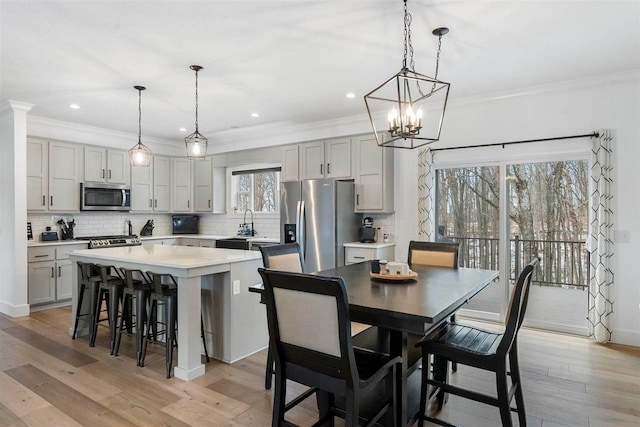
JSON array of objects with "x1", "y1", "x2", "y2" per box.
[{"x1": 280, "y1": 179, "x2": 360, "y2": 272}]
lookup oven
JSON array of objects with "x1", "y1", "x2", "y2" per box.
[
  {"x1": 76, "y1": 235, "x2": 141, "y2": 249},
  {"x1": 81, "y1": 183, "x2": 131, "y2": 211}
]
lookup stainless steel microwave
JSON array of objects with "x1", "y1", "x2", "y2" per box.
[{"x1": 80, "y1": 183, "x2": 131, "y2": 211}]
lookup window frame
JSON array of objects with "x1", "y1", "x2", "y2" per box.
[{"x1": 226, "y1": 162, "x2": 281, "y2": 219}]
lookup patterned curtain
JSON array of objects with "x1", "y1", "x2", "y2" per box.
[
  {"x1": 417, "y1": 148, "x2": 434, "y2": 241},
  {"x1": 587, "y1": 129, "x2": 614, "y2": 344}
]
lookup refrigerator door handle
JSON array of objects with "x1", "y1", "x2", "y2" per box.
[{"x1": 299, "y1": 200, "x2": 306, "y2": 261}]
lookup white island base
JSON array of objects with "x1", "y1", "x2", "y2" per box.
[{"x1": 69, "y1": 245, "x2": 268, "y2": 381}]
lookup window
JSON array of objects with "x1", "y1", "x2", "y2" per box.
[{"x1": 229, "y1": 165, "x2": 281, "y2": 214}]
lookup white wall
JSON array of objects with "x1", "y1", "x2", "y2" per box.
[{"x1": 393, "y1": 71, "x2": 640, "y2": 346}]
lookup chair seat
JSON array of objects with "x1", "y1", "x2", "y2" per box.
[{"x1": 353, "y1": 347, "x2": 397, "y2": 384}]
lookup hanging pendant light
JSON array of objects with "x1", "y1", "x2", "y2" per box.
[
  {"x1": 364, "y1": 0, "x2": 450, "y2": 149},
  {"x1": 185, "y1": 65, "x2": 208, "y2": 159},
  {"x1": 128, "y1": 85, "x2": 152, "y2": 166}
]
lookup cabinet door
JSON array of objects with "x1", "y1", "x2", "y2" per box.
[
  {"x1": 172, "y1": 158, "x2": 192, "y2": 212},
  {"x1": 107, "y1": 150, "x2": 128, "y2": 184},
  {"x1": 56, "y1": 259, "x2": 73, "y2": 300},
  {"x1": 27, "y1": 140, "x2": 48, "y2": 211},
  {"x1": 326, "y1": 138, "x2": 351, "y2": 179},
  {"x1": 194, "y1": 158, "x2": 213, "y2": 212},
  {"x1": 131, "y1": 159, "x2": 153, "y2": 211},
  {"x1": 49, "y1": 142, "x2": 80, "y2": 211},
  {"x1": 354, "y1": 137, "x2": 383, "y2": 211},
  {"x1": 84, "y1": 146, "x2": 107, "y2": 182},
  {"x1": 300, "y1": 141, "x2": 325, "y2": 179},
  {"x1": 281, "y1": 145, "x2": 299, "y2": 182},
  {"x1": 153, "y1": 156, "x2": 170, "y2": 211},
  {"x1": 28, "y1": 261, "x2": 56, "y2": 305}
]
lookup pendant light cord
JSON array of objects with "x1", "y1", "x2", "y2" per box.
[
  {"x1": 138, "y1": 88, "x2": 142, "y2": 144},
  {"x1": 194, "y1": 68, "x2": 199, "y2": 132}
]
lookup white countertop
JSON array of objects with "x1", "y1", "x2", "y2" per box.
[
  {"x1": 69, "y1": 245, "x2": 261, "y2": 269},
  {"x1": 28, "y1": 234, "x2": 280, "y2": 247},
  {"x1": 343, "y1": 241, "x2": 396, "y2": 249},
  {"x1": 28, "y1": 240, "x2": 89, "y2": 248}
]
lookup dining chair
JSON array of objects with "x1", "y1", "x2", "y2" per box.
[
  {"x1": 258, "y1": 268, "x2": 400, "y2": 427},
  {"x1": 415, "y1": 257, "x2": 539, "y2": 427},
  {"x1": 408, "y1": 240, "x2": 461, "y2": 371}
]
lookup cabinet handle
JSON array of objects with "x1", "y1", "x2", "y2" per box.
[
  {"x1": 149, "y1": 199, "x2": 153, "y2": 208},
  {"x1": 34, "y1": 254, "x2": 49, "y2": 258},
  {"x1": 187, "y1": 200, "x2": 190, "y2": 209},
  {"x1": 327, "y1": 163, "x2": 330, "y2": 174},
  {"x1": 50, "y1": 195, "x2": 53, "y2": 206},
  {"x1": 51, "y1": 267, "x2": 54, "y2": 278},
  {"x1": 102, "y1": 169, "x2": 105, "y2": 179},
  {"x1": 58, "y1": 266, "x2": 61, "y2": 277},
  {"x1": 208, "y1": 200, "x2": 211, "y2": 208},
  {"x1": 108, "y1": 169, "x2": 112, "y2": 179},
  {"x1": 320, "y1": 164, "x2": 323, "y2": 175},
  {"x1": 154, "y1": 199, "x2": 157, "y2": 208},
  {"x1": 354, "y1": 256, "x2": 365, "y2": 259},
  {"x1": 356, "y1": 194, "x2": 360, "y2": 205},
  {"x1": 42, "y1": 195, "x2": 46, "y2": 206}
]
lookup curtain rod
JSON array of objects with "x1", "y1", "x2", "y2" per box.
[{"x1": 430, "y1": 132, "x2": 599, "y2": 153}]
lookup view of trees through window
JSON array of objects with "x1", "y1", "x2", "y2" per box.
[
  {"x1": 437, "y1": 160, "x2": 589, "y2": 289},
  {"x1": 235, "y1": 170, "x2": 280, "y2": 213}
]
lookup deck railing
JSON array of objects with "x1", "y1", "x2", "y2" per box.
[{"x1": 445, "y1": 235, "x2": 589, "y2": 289}]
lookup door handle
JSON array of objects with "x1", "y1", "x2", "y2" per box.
[
  {"x1": 42, "y1": 195, "x2": 46, "y2": 206},
  {"x1": 208, "y1": 200, "x2": 211, "y2": 209},
  {"x1": 58, "y1": 266, "x2": 61, "y2": 277},
  {"x1": 327, "y1": 163, "x2": 330, "y2": 175},
  {"x1": 187, "y1": 200, "x2": 190, "y2": 209},
  {"x1": 102, "y1": 169, "x2": 105, "y2": 179},
  {"x1": 108, "y1": 169, "x2": 112, "y2": 179},
  {"x1": 353, "y1": 256, "x2": 365, "y2": 260},
  {"x1": 356, "y1": 194, "x2": 360, "y2": 205},
  {"x1": 50, "y1": 195, "x2": 53, "y2": 206},
  {"x1": 320, "y1": 164, "x2": 323, "y2": 175},
  {"x1": 149, "y1": 199, "x2": 152, "y2": 208},
  {"x1": 35, "y1": 254, "x2": 49, "y2": 258},
  {"x1": 154, "y1": 199, "x2": 157, "y2": 208},
  {"x1": 300, "y1": 201, "x2": 306, "y2": 261},
  {"x1": 50, "y1": 267, "x2": 54, "y2": 278}
]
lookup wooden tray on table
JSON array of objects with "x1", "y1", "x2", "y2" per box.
[{"x1": 369, "y1": 270, "x2": 418, "y2": 282}]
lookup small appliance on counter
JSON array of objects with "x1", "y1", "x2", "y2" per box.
[
  {"x1": 358, "y1": 216, "x2": 377, "y2": 243},
  {"x1": 41, "y1": 227, "x2": 58, "y2": 241},
  {"x1": 140, "y1": 219, "x2": 154, "y2": 236},
  {"x1": 172, "y1": 215, "x2": 199, "y2": 234}
]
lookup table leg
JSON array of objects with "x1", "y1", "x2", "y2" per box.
[
  {"x1": 174, "y1": 276, "x2": 205, "y2": 381},
  {"x1": 390, "y1": 330, "x2": 409, "y2": 427}
]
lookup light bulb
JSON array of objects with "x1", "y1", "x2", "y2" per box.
[
  {"x1": 191, "y1": 143, "x2": 201, "y2": 156},
  {"x1": 135, "y1": 151, "x2": 144, "y2": 164}
]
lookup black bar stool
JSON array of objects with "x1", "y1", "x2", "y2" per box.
[
  {"x1": 91, "y1": 264, "x2": 126, "y2": 354},
  {"x1": 72, "y1": 261, "x2": 102, "y2": 340},
  {"x1": 114, "y1": 268, "x2": 152, "y2": 366}
]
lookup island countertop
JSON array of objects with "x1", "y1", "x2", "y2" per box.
[{"x1": 70, "y1": 245, "x2": 261, "y2": 269}]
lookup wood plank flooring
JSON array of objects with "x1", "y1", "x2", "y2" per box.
[{"x1": 0, "y1": 308, "x2": 638, "y2": 427}]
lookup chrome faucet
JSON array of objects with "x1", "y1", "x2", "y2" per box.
[{"x1": 242, "y1": 209, "x2": 255, "y2": 236}]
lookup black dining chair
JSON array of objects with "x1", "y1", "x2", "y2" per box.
[
  {"x1": 259, "y1": 243, "x2": 305, "y2": 390},
  {"x1": 415, "y1": 257, "x2": 539, "y2": 427},
  {"x1": 408, "y1": 240, "x2": 461, "y2": 372},
  {"x1": 258, "y1": 268, "x2": 400, "y2": 427}
]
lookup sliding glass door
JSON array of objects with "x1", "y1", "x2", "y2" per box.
[{"x1": 436, "y1": 157, "x2": 589, "y2": 334}]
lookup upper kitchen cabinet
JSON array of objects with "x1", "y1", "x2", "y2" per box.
[
  {"x1": 27, "y1": 139, "x2": 48, "y2": 211},
  {"x1": 84, "y1": 147, "x2": 129, "y2": 184},
  {"x1": 172, "y1": 158, "x2": 192, "y2": 212},
  {"x1": 194, "y1": 157, "x2": 226, "y2": 213},
  {"x1": 49, "y1": 141, "x2": 82, "y2": 212},
  {"x1": 281, "y1": 145, "x2": 299, "y2": 182},
  {"x1": 353, "y1": 134, "x2": 394, "y2": 213},
  {"x1": 130, "y1": 159, "x2": 154, "y2": 212},
  {"x1": 299, "y1": 137, "x2": 352, "y2": 180},
  {"x1": 153, "y1": 156, "x2": 170, "y2": 212}
]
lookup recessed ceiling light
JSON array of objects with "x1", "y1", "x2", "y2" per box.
[
  {"x1": 251, "y1": 112, "x2": 260, "y2": 118},
  {"x1": 346, "y1": 92, "x2": 356, "y2": 99},
  {"x1": 69, "y1": 103, "x2": 80, "y2": 109},
  {"x1": 179, "y1": 127, "x2": 187, "y2": 132}
]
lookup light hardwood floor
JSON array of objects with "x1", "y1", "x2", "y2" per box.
[{"x1": 0, "y1": 308, "x2": 638, "y2": 427}]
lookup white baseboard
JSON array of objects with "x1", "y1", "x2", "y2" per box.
[
  {"x1": 0, "y1": 300, "x2": 30, "y2": 317},
  {"x1": 612, "y1": 328, "x2": 640, "y2": 347}
]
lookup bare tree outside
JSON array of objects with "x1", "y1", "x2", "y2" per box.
[{"x1": 235, "y1": 171, "x2": 280, "y2": 213}]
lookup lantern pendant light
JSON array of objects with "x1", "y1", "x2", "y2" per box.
[
  {"x1": 364, "y1": 0, "x2": 450, "y2": 149},
  {"x1": 128, "y1": 85, "x2": 152, "y2": 166},
  {"x1": 185, "y1": 65, "x2": 208, "y2": 159}
]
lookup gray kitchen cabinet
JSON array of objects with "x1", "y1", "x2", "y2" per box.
[
  {"x1": 194, "y1": 157, "x2": 226, "y2": 213},
  {"x1": 28, "y1": 244, "x2": 86, "y2": 306},
  {"x1": 131, "y1": 158, "x2": 153, "y2": 211},
  {"x1": 353, "y1": 134, "x2": 394, "y2": 213},
  {"x1": 153, "y1": 156, "x2": 170, "y2": 212},
  {"x1": 299, "y1": 137, "x2": 352, "y2": 180},
  {"x1": 172, "y1": 158, "x2": 192, "y2": 212},
  {"x1": 345, "y1": 245, "x2": 395, "y2": 265},
  {"x1": 28, "y1": 259, "x2": 56, "y2": 305},
  {"x1": 27, "y1": 139, "x2": 48, "y2": 211},
  {"x1": 84, "y1": 147, "x2": 129, "y2": 184},
  {"x1": 49, "y1": 141, "x2": 82, "y2": 212},
  {"x1": 281, "y1": 145, "x2": 299, "y2": 182}
]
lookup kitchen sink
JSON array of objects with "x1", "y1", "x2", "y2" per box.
[{"x1": 215, "y1": 238, "x2": 249, "y2": 250}]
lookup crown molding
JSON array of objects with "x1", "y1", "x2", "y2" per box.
[
  {"x1": 0, "y1": 100, "x2": 34, "y2": 114},
  {"x1": 27, "y1": 115, "x2": 183, "y2": 156}
]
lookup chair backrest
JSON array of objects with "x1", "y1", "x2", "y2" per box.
[
  {"x1": 258, "y1": 268, "x2": 358, "y2": 386},
  {"x1": 76, "y1": 261, "x2": 95, "y2": 283},
  {"x1": 498, "y1": 257, "x2": 539, "y2": 355},
  {"x1": 260, "y1": 243, "x2": 304, "y2": 273},
  {"x1": 408, "y1": 241, "x2": 460, "y2": 269},
  {"x1": 119, "y1": 268, "x2": 148, "y2": 290}
]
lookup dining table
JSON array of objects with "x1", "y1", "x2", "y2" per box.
[{"x1": 250, "y1": 260, "x2": 499, "y2": 427}]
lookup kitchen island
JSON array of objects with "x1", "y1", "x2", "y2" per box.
[{"x1": 69, "y1": 245, "x2": 267, "y2": 381}]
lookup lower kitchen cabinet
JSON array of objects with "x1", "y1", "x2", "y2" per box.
[
  {"x1": 28, "y1": 244, "x2": 87, "y2": 306},
  {"x1": 344, "y1": 243, "x2": 395, "y2": 265}
]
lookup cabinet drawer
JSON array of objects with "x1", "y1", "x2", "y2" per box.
[
  {"x1": 56, "y1": 244, "x2": 88, "y2": 260},
  {"x1": 28, "y1": 247, "x2": 56, "y2": 262},
  {"x1": 346, "y1": 248, "x2": 375, "y2": 264}
]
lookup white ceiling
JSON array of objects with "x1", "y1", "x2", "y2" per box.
[{"x1": 2, "y1": 1, "x2": 639, "y2": 146}]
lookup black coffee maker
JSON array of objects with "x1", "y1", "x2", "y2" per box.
[{"x1": 358, "y1": 217, "x2": 376, "y2": 243}]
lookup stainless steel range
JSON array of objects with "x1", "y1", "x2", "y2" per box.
[{"x1": 76, "y1": 235, "x2": 142, "y2": 249}]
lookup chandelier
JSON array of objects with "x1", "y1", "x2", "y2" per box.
[
  {"x1": 128, "y1": 85, "x2": 152, "y2": 166},
  {"x1": 185, "y1": 65, "x2": 208, "y2": 159},
  {"x1": 364, "y1": 0, "x2": 450, "y2": 149}
]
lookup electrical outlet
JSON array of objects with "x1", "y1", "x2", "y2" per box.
[{"x1": 232, "y1": 280, "x2": 241, "y2": 295}]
